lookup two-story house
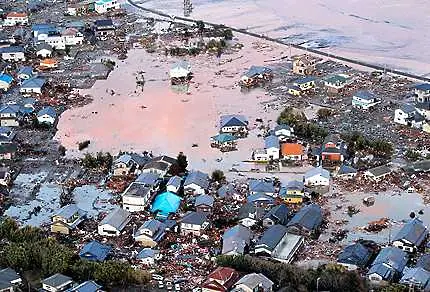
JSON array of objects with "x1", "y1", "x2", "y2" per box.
[
  {"x1": 180, "y1": 211, "x2": 209, "y2": 236},
  {"x1": 133, "y1": 219, "x2": 166, "y2": 247},
  {"x1": 97, "y1": 208, "x2": 131, "y2": 237},
  {"x1": 219, "y1": 114, "x2": 248, "y2": 137},
  {"x1": 393, "y1": 218, "x2": 428, "y2": 253}
]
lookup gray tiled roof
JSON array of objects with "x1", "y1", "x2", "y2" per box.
[
  {"x1": 54, "y1": 204, "x2": 87, "y2": 220},
  {"x1": 287, "y1": 204, "x2": 322, "y2": 231},
  {"x1": 184, "y1": 170, "x2": 209, "y2": 189},
  {"x1": 249, "y1": 179, "x2": 275, "y2": 194},
  {"x1": 337, "y1": 243, "x2": 371, "y2": 268},
  {"x1": 135, "y1": 172, "x2": 160, "y2": 186},
  {"x1": 393, "y1": 218, "x2": 428, "y2": 247},
  {"x1": 370, "y1": 247, "x2": 407, "y2": 273},
  {"x1": 264, "y1": 204, "x2": 289, "y2": 225},
  {"x1": 195, "y1": 194, "x2": 214, "y2": 207},
  {"x1": 220, "y1": 115, "x2": 248, "y2": 128},
  {"x1": 181, "y1": 211, "x2": 208, "y2": 225},
  {"x1": 99, "y1": 208, "x2": 130, "y2": 231},
  {"x1": 41, "y1": 273, "x2": 73, "y2": 288},
  {"x1": 256, "y1": 224, "x2": 288, "y2": 251}
]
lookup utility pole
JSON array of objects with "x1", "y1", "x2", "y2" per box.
[{"x1": 184, "y1": 0, "x2": 192, "y2": 17}]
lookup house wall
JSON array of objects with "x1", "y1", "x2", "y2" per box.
[
  {"x1": 0, "y1": 153, "x2": 13, "y2": 160},
  {"x1": 394, "y1": 109, "x2": 412, "y2": 126},
  {"x1": 283, "y1": 196, "x2": 303, "y2": 204},
  {"x1": 239, "y1": 218, "x2": 256, "y2": 228},
  {"x1": 275, "y1": 129, "x2": 292, "y2": 137},
  {"x1": 283, "y1": 154, "x2": 302, "y2": 161},
  {"x1": 266, "y1": 147, "x2": 280, "y2": 160},
  {"x1": 95, "y1": 0, "x2": 121, "y2": 13},
  {"x1": 122, "y1": 194, "x2": 151, "y2": 212},
  {"x1": 322, "y1": 153, "x2": 342, "y2": 161},
  {"x1": 0, "y1": 81, "x2": 11, "y2": 91},
  {"x1": 98, "y1": 224, "x2": 120, "y2": 236},
  {"x1": 139, "y1": 257, "x2": 155, "y2": 266},
  {"x1": 0, "y1": 119, "x2": 19, "y2": 127},
  {"x1": 37, "y1": 115, "x2": 55, "y2": 125},
  {"x1": 113, "y1": 166, "x2": 130, "y2": 176},
  {"x1": 393, "y1": 240, "x2": 416, "y2": 253},
  {"x1": 51, "y1": 223, "x2": 70, "y2": 235},
  {"x1": 37, "y1": 49, "x2": 52, "y2": 58},
  {"x1": 297, "y1": 81, "x2": 315, "y2": 90},
  {"x1": 368, "y1": 273, "x2": 383, "y2": 282},
  {"x1": 196, "y1": 205, "x2": 212, "y2": 213},
  {"x1": 220, "y1": 125, "x2": 246, "y2": 134},
  {"x1": 20, "y1": 87, "x2": 42, "y2": 94},
  {"x1": 4, "y1": 17, "x2": 28, "y2": 26},
  {"x1": 180, "y1": 223, "x2": 202, "y2": 236},
  {"x1": 338, "y1": 262, "x2": 359, "y2": 271},
  {"x1": 166, "y1": 185, "x2": 179, "y2": 193},
  {"x1": 305, "y1": 175, "x2": 329, "y2": 186},
  {"x1": 288, "y1": 88, "x2": 301, "y2": 96},
  {"x1": 253, "y1": 152, "x2": 269, "y2": 162},
  {"x1": 1, "y1": 52, "x2": 25, "y2": 62},
  {"x1": 184, "y1": 183, "x2": 204, "y2": 195},
  {"x1": 64, "y1": 35, "x2": 84, "y2": 46},
  {"x1": 45, "y1": 36, "x2": 66, "y2": 50}
]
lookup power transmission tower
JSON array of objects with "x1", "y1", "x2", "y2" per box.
[{"x1": 184, "y1": 0, "x2": 192, "y2": 17}]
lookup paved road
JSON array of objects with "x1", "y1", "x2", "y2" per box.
[{"x1": 127, "y1": 0, "x2": 430, "y2": 83}]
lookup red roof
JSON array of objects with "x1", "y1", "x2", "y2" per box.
[
  {"x1": 7, "y1": 12, "x2": 27, "y2": 18},
  {"x1": 208, "y1": 267, "x2": 236, "y2": 282}
]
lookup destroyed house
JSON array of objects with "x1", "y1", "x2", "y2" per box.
[
  {"x1": 166, "y1": 175, "x2": 181, "y2": 193},
  {"x1": 0, "y1": 268, "x2": 22, "y2": 291},
  {"x1": 287, "y1": 204, "x2": 322, "y2": 235},
  {"x1": 249, "y1": 179, "x2": 275, "y2": 196},
  {"x1": 79, "y1": 240, "x2": 112, "y2": 262},
  {"x1": 202, "y1": 267, "x2": 239, "y2": 292},
  {"x1": 0, "y1": 74, "x2": 13, "y2": 92},
  {"x1": 414, "y1": 83, "x2": 430, "y2": 103},
  {"x1": 41, "y1": 273, "x2": 74, "y2": 292},
  {"x1": 293, "y1": 77, "x2": 316, "y2": 91},
  {"x1": 169, "y1": 60, "x2": 191, "y2": 79},
  {"x1": 393, "y1": 218, "x2": 428, "y2": 253},
  {"x1": 232, "y1": 273, "x2": 274, "y2": 292},
  {"x1": 219, "y1": 115, "x2": 248, "y2": 136},
  {"x1": 97, "y1": 208, "x2": 131, "y2": 236},
  {"x1": 17, "y1": 66, "x2": 34, "y2": 80},
  {"x1": 0, "y1": 143, "x2": 17, "y2": 160},
  {"x1": 222, "y1": 224, "x2": 252, "y2": 255},
  {"x1": 195, "y1": 194, "x2": 214, "y2": 213},
  {"x1": 263, "y1": 204, "x2": 289, "y2": 227},
  {"x1": 240, "y1": 66, "x2": 272, "y2": 86},
  {"x1": 151, "y1": 191, "x2": 181, "y2": 219},
  {"x1": 184, "y1": 170, "x2": 209, "y2": 195},
  {"x1": 365, "y1": 165, "x2": 392, "y2": 181},
  {"x1": 400, "y1": 267, "x2": 430, "y2": 290},
  {"x1": 337, "y1": 243, "x2": 372, "y2": 270},
  {"x1": 51, "y1": 204, "x2": 87, "y2": 235},
  {"x1": 112, "y1": 152, "x2": 149, "y2": 176},
  {"x1": 367, "y1": 247, "x2": 408, "y2": 282},
  {"x1": 417, "y1": 254, "x2": 430, "y2": 272},
  {"x1": 292, "y1": 54, "x2": 318, "y2": 75},
  {"x1": 180, "y1": 211, "x2": 209, "y2": 236},
  {"x1": 134, "y1": 219, "x2": 166, "y2": 247}
]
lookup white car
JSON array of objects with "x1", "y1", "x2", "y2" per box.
[
  {"x1": 157, "y1": 281, "x2": 164, "y2": 289},
  {"x1": 175, "y1": 283, "x2": 181, "y2": 291},
  {"x1": 152, "y1": 274, "x2": 164, "y2": 281}
]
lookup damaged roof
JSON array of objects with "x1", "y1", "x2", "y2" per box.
[{"x1": 393, "y1": 218, "x2": 428, "y2": 247}]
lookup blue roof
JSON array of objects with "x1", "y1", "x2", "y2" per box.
[
  {"x1": 220, "y1": 115, "x2": 248, "y2": 128},
  {"x1": 400, "y1": 267, "x2": 430, "y2": 287},
  {"x1": 415, "y1": 84, "x2": 430, "y2": 92},
  {"x1": 337, "y1": 243, "x2": 371, "y2": 268},
  {"x1": 265, "y1": 135, "x2": 279, "y2": 149},
  {"x1": 0, "y1": 46, "x2": 24, "y2": 53},
  {"x1": 79, "y1": 240, "x2": 112, "y2": 262},
  {"x1": 18, "y1": 66, "x2": 33, "y2": 77},
  {"x1": 294, "y1": 76, "x2": 316, "y2": 84},
  {"x1": 32, "y1": 24, "x2": 57, "y2": 32},
  {"x1": 211, "y1": 133, "x2": 237, "y2": 143},
  {"x1": 368, "y1": 263, "x2": 395, "y2": 280},
  {"x1": 247, "y1": 193, "x2": 274, "y2": 204},
  {"x1": 195, "y1": 194, "x2": 214, "y2": 207},
  {"x1": 167, "y1": 175, "x2": 182, "y2": 188},
  {"x1": 338, "y1": 164, "x2": 357, "y2": 175},
  {"x1": 393, "y1": 218, "x2": 428, "y2": 247},
  {"x1": 136, "y1": 248, "x2": 157, "y2": 259},
  {"x1": 256, "y1": 224, "x2": 288, "y2": 251},
  {"x1": 263, "y1": 204, "x2": 289, "y2": 225},
  {"x1": 354, "y1": 90, "x2": 375, "y2": 101},
  {"x1": 135, "y1": 172, "x2": 159, "y2": 185},
  {"x1": 0, "y1": 74, "x2": 13, "y2": 84},
  {"x1": 287, "y1": 204, "x2": 322, "y2": 231},
  {"x1": 371, "y1": 247, "x2": 408, "y2": 273},
  {"x1": 21, "y1": 77, "x2": 45, "y2": 89},
  {"x1": 249, "y1": 179, "x2": 275, "y2": 194},
  {"x1": 304, "y1": 167, "x2": 330, "y2": 180},
  {"x1": 151, "y1": 191, "x2": 181, "y2": 218},
  {"x1": 37, "y1": 106, "x2": 56, "y2": 118},
  {"x1": 244, "y1": 66, "x2": 272, "y2": 78},
  {"x1": 68, "y1": 281, "x2": 102, "y2": 292}
]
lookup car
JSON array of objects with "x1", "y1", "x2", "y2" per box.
[
  {"x1": 152, "y1": 274, "x2": 164, "y2": 281},
  {"x1": 175, "y1": 283, "x2": 181, "y2": 291},
  {"x1": 157, "y1": 281, "x2": 164, "y2": 289}
]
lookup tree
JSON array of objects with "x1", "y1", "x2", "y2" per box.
[
  {"x1": 211, "y1": 170, "x2": 225, "y2": 183},
  {"x1": 405, "y1": 149, "x2": 420, "y2": 161},
  {"x1": 58, "y1": 145, "x2": 66, "y2": 156},
  {"x1": 222, "y1": 29, "x2": 233, "y2": 40},
  {"x1": 177, "y1": 152, "x2": 188, "y2": 173},
  {"x1": 196, "y1": 20, "x2": 205, "y2": 33},
  {"x1": 317, "y1": 108, "x2": 332, "y2": 120}
]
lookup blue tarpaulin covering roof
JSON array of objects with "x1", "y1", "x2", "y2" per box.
[
  {"x1": 0, "y1": 74, "x2": 13, "y2": 84},
  {"x1": 151, "y1": 191, "x2": 181, "y2": 218},
  {"x1": 79, "y1": 240, "x2": 112, "y2": 262}
]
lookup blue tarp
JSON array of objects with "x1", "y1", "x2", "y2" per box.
[{"x1": 151, "y1": 191, "x2": 181, "y2": 218}]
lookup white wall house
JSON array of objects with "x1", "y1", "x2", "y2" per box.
[
  {"x1": 395, "y1": 105, "x2": 416, "y2": 126},
  {"x1": 98, "y1": 208, "x2": 131, "y2": 236},
  {"x1": 0, "y1": 47, "x2": 25, "y2": 62},
  {"x1": 37, "y1": 107, "x2": 57, "y2": 125},
  {"x1": 95, "y1": 0, "x2": 122, "y2": 14},
  {"x1": 304, "y1": 167, "x2": 330, "y2": 187},
  {"x1": 352, "y1": 91, "x2": 381, "y2": 110},
  {"x1": 45, "y1": 35, "x2": 66, "y2": 50},
  {"x1": 4, "y1": 12, "x2": 28, "y2": 26},
  {"x1": 122, "y1": 185, "x2": 152, "y2": 212},
  {"x1": 180, "y1": 212, "x2": 209, "y2": 236},
  {"x1": 63, "y1": 28, "x2": 85, "y2": 46}
]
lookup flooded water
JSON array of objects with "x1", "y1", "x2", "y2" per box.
[
  {"x1": 133, "y1": 0, "x2": 430, "y2": 75},
  {"x1": 55, "y1": 36, "x2": 292, "y2": 172},
  {"x1": 326, "y1": 191, "x2": 430, "y2": 244}
]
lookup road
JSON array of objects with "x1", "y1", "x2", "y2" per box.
[{"x1": 127, "y1": 0, "x2": 430, "y2": 83}]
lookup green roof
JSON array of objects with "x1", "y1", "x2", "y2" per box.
[
  {"x1": 325, "y1": 75, "x2": 348, "y2": 85},
  {"x1": 211, "y1": 133, "x2": 237, "y2": 143}
]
